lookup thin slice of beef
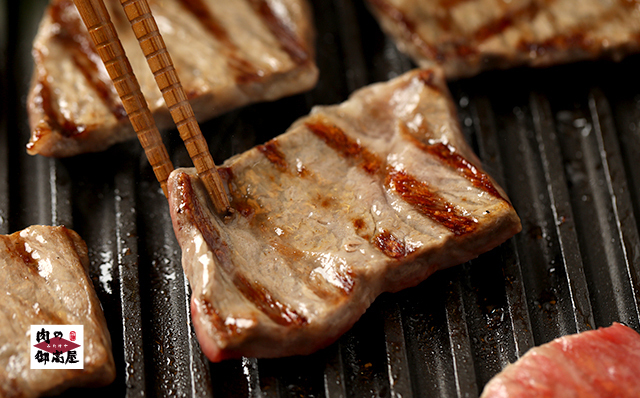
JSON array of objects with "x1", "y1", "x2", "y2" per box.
[
  {"x1": 366, "y1": 0, "x2": 640, "y2": 79},
  {"x1": 480, "y1": 323, "x2": 640, "y2": 398},
  {"x1": 167, "y1": 67, "x2": 522, "y2": 361},
  {"x1": 0, "y1": 225, "x2": 115, "y2": 398},
  {"x1": 27, "y1": 0, "x2": 318, "y2": 157}
]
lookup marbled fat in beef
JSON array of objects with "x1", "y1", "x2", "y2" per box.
[{"x1": 481, "y1": 323, "x2": 640, "y2": 398}]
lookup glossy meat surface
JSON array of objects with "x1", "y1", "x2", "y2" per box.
[
  {"x1": 480, "y1": 323, "x2": 640, "y2": 398},
  {"x1": 168, "y1": 68, "x2": 522, "y2": 361},
  {"x1": 27, "y1": 0, "x2": 318, "y2": 157},
  {"x1": 367, "y1": 0, "x2": 640, "y2": 79},
  {"x1": 0, "y1": 226, "x2": 115, "y2": 398}
]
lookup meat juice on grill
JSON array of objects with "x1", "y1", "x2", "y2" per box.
[
  {"x1": 168, "y1": 68, "x2": 522, "y2": 361},
  {"x1": 366, "y1": 0, "x2": 640, "y2": 79},
  {"x1": 0, "y1": 226, "x2": 115, "y2": 398},
  {"x1": 480, "y1": 323, "x2": 640, "y2": 398},
  {"x1": 27, "y1": 0, "x2": 318, "y2": 157}
]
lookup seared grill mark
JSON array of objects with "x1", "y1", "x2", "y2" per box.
[
  {"x1": 416, "y1": 69, "x2": 441, "y2": 92},
  {"x1": 246, "y1": 0, "x2": 310, "y2": 64},
  {"x1": 257, "y1": 140, "x2": 288, "y2": 173},
  {"x1": 305, "y1": 119, "x2": 383, "y2": 175},
  {"x1": 178, "y1": 0, "x2": 263, "y2": 83},
  {"x1": 620, "y1": 0, "x2": 640, "y2": 9},
  {"x1": 273, "y1": 239, "x2": 355, "y2": 297},
  {"x1": 306, "y1": 117, "x2": 477, "y2": 236},
  {"x1": 400, "y1": 125, "x2": 507, "y2": 201},
  {"x1": 428, "y1": 143, "x2": 506, "y2": 201},
  {"x1": 258, "y1": 139, "x2": 310, "y2": 177},
  {"x1": 198, "y1": 297, "x2": 232, "y2": 338},
  {"x1": 386, "y1": 168, "x2": 477, "y2": 236},
  {"x1": 270, "y1": 238, "x2": 355, "y2": 296},
  {"x1": 310, "y1": 262, "x2": 356, "y2": 297},
  {"x1": 517, "y1": 0, "x2": 633, "y2": 57},
  {"x1": 353, "y1": 218, "x2": 366, "y2": 231},
  {"x1": 225, "y1": 174, "x2": 354, "y2": 298},
  {"x1": 518, "y1": 32, "x2": 593, "y2": 55},
  {"x1": 0, "y1": 236, "x2": 39, "y2": 274},
  {"x1": 367, "y1": 0, "x2": 445, "y2": 61},
  {"x1": 352, "y1": 218, "x2": 371, "y2": 241},
  {"x1": 235, "y1": 273, "x2": 304, "y2": 325},
  {"x1": 232, "y1": 197, "x2": 256, "y2": 219},
  {"x1": 218, "y1": 167, "x2": 258, "y2": 219},
  {"x1": 178, "y1": 0, "x2": 229, "y2": 42},
  {"x1": 473, "y1": 2, "x2": 542, "y2": 43},
  {"x1": 315, "y1": 194, "x2": 335, "y2": 208},
  {"x1": 199, "y1": 298, "x2": 258, "y2": 340},
  {"x1": 177, "y1": 173, "x2": 307, "y2": 327},
  {"x1": 27, "y1": 72, "x2": 81, "y2": 149},
  {"x1": 487, "y1": 0, "x2": 634, "y2": 54},
  {"x1": 49, "y1": 0, "x2": 126, "y2": 129},
  {"x1": 218, "y1": 166, "x2": 234, "y2": 183},
  {"x1": 374, "y1": 230, "x2": 410, "y2": 259}
]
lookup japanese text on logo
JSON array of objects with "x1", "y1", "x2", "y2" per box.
[{"x1": 30, "y1": 325, "x2": 84, "y2": 369}]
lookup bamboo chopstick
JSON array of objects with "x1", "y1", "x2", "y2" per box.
[
  {"x1": 73, "y1": 0, "x2": 174, "y2": 197},
  {"x1": 117, "y1": 0, "x2": 231, "y2": 215},
  {"x1": 73, "y1": 0, "x2": 231, "y2": 215}
]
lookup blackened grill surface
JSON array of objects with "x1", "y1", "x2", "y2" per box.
[{"x1": 3, "y1": 0, "x2": 640, "y2": 397}]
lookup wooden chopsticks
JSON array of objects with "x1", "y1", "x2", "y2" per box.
[{"x1": 73, "y1": 0, "x2": 231, "y2": 215}]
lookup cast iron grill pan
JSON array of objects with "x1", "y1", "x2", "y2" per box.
[{"x1": 2, "y1": 0, "x2": 640, "y2": 397}]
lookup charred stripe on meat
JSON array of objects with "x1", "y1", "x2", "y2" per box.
[
  {"x1": 257, "y1": 140, "x2": 289, "y2": 173},
  {"x1": 0, "y1": 236, "x2": 39, "y2": 273},
  {"x1": 257, "y1": 139, "x2": 310, "y2": 177},
  {"x1": 178, "y1": 0, "x2": 264, "y2": 83},
  {"x1": 178, "y1": 0, "x2": 309, "y2": 84},
  {"x1": 50, "y1": 0, "x2": 126, "y2": 129},
  {"x1": 367, "y1": 0, "x2": 447, "y2": 61},
  {"x1": 473, "y1": 2, "x2": 542, "y2": 43},
  {"x1": 245, "y1": 0, "x2": 310, "y2": 64},
  {"x1": 305, "y1": 119, "x2": 383, "y2": 175},
  {"x1": 398, "y1": 123, "x2": 507, "y2": 202},
  {"x1": 305, "y1": 118, "x2": 478, "y2": 237},
  {"x1": 176, "y1": 173, "x2": 308, "y2": 327},
  {"x1": 223, "y1": 152, "x2": 356, "y2": 298},
  {"x1": 374, "y1": 230, "x2": 413, "y2": 259},
  {"x1": 386, "y1": 169, "x2": 477, "y2": 236}
]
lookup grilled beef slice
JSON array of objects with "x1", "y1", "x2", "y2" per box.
[
  {"x1": 366, "y1": 0, "x2": 640, "y2": 79},
  {"x1": 0, "y1": 226, "x2": 115, "y2": 397},
  {"x1": 481, "y1": 323, "x2": 640, "y2": 397},
  {"x1": 27, "y1": 0, "x2": 318, "y2": 157},
  {"x1": 168, "y1": 68, "x2": 522, "y2": 361}
]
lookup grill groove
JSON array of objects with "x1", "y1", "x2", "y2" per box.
[{"x1": 531, "y1": 93, "x2": 595, "y2": 333}]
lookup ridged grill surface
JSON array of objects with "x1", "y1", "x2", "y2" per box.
[{"x1": 2, "y1": 1, "x2": 640, "y2": 397}]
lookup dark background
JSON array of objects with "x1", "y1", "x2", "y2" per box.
[{"x1": 1, "y1": 0, "x2": 640, "y2": 397}]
